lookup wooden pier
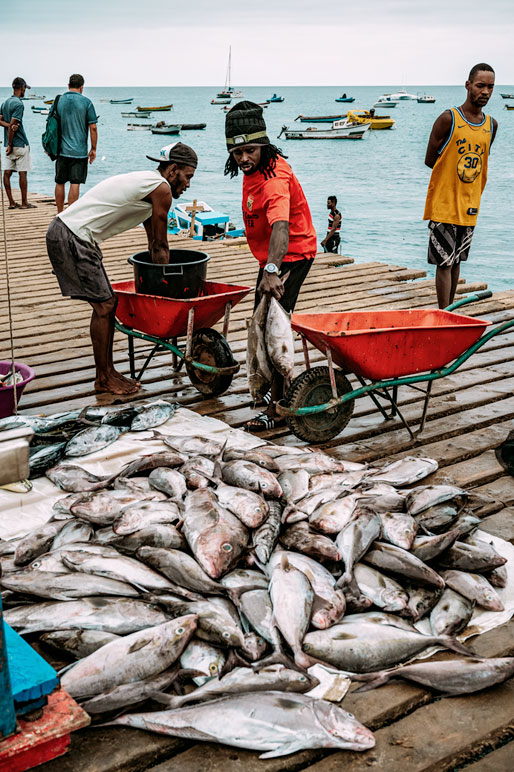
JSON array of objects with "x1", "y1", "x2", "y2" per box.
[{"x1": 2, "y1": 195, "x2": 514, "y2": 771}]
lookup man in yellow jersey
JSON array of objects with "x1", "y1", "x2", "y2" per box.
[{"x1": 423, "y1": 63, "x2": 498, "y2": 308}]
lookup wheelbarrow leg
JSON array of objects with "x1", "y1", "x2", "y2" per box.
[
  {"x1": 355, "y1": 376, "x2": 392, "y2": 422},
  {"x1": 128, "y1": 335, "x2": 136, "y2": 380},
  {"x1": 136, "y1": 343, "x2": 161, "y2": 381},
  {"x1": 302, "y1": 336, "x2": 311, "y2": 370},
  {"x1": 171, "y1": 338, "x2": 179, "y2": 371},
  {"x1": 418, "y1": 381, "x2": 433, "y2": 434}
]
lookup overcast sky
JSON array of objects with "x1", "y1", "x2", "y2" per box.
[{"x1": 2, "y1": 0, "x2": 513, "y2": 86}]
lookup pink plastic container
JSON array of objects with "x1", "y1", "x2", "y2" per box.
[{"x1": 0, "y1": 361, "x2": 35, "y2": 418}]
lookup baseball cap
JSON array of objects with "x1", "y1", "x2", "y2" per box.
[
  {"x1": 12, "y1": 77, "x2": 30, "y2": 89},
  {"x1": 146, "y1": 142, "x2": 198, "y2": 168}
]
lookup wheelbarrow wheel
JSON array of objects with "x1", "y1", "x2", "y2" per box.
[
  {"x1": 185, "y1": 328, "x2": 236, "y2": 396},
  {"x1": 284, "y1": 366, "x2": 354, "y2": 443}
]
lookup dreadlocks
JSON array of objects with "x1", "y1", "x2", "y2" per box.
[{"x1": 224, "y1": 144, "x2": 288, "y2": 178}]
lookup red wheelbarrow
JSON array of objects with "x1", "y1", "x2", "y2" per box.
[
  {"x1": 276, "y1": 291, "x2": 514, "y2": 443},
  {"x1": 113, "y1": 280, "x2": 252, "y2": 396}
]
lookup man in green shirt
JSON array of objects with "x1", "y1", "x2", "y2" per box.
[
  {"x1": 0, "y1": 77, "x2": 34, "y2": 209},
  {"x1": 54, "y1": 74, "x2": 98, "y2": 212}
]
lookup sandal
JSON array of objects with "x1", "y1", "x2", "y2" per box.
[
  {"x1": 251, "y1": 390, "x2": 271, "y2": 409},
  {"x1": 20, "y1": 203, "x2": 37, "y2": 209},
  {"x1": 8, "y1": 203, "x2": 20, "y2": 210},
  {"x1": 243, "y1": 412, "x2": 285, "y2": 433}
]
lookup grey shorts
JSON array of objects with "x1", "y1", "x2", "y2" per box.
[
  {"x1": 427, "y1": 221, "x2": 475, "y2": 268},
  {"x1": 46, "y1": 217, "x2": 113, "y2": 302}
]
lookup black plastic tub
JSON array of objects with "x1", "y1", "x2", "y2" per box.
[{"x1": 128, "y1": 249, "x2": 210, "y2": 299}]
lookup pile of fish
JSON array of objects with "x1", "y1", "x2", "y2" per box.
[
  {"x1": 0, "y1": 400, "x2": 176, "y2": 480},
  {"x1": 1, "y1": 413, "x2": 513, "y2": 758}
]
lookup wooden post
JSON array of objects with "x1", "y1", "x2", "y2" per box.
[{"x1": 189, "y1": 199, "x2": 198, "y2": 238}]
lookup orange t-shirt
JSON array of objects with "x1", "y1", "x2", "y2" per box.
[{"x1": 242, "y1": 155, "x2": 317, "y2": 267}]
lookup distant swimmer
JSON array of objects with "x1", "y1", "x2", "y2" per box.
[
  {"x1": 321, "y1": 195, "x2": 341, "y2": 253},
  {"x1": 423, "y1": 63, "x2": 498, "y2": 309}
]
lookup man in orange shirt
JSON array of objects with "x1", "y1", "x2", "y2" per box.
[{"x1": 225, "y1": 101, "x2": 317, "y2": 431}]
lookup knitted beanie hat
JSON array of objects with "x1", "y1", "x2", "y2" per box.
[{"x1": 225, "y1": 101, "x2": 270, "y2": 151}]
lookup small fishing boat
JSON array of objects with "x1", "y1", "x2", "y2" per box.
[
  {"x1": 417, "y1": 94, "x2": 436, "y2": 103},
  {"x1": 31, "y1": 105, "x2": 48, "y2": 112},
  {"x1": 151, "y1": 124, "x2": 181, "y2": 135},
  {"x1": 335, "y1": 95, "x2": 355, "y2": 103},
  {"x1": 110, "y1": 98, "x2": 133, "y2": 104},
  {"x1": 179, "y1": 123, "x2": 207, "y2": 130},
  {"x1": 504, "y1": 104, "x2": 514, "y2": 110},
  {"x1": 266, "y1": 94, "x2": 285, "y2": 103},
  {"x1": 137, "y1": 104, "x2": 173, "y2": 112},
  {"x1": 295, "y1": 114, "x2": 347, "y2": 123},
  {"x1": 212, "y1": 98, "x2": 231, "y2": 105},
  {"x1": 170, "y1": 201, "x2": 244, "y2": 240},
  {"x1": 500, "y1": 93, "x2": 514, "y2": 99},
  {"x1": 127, "y1": 123, "x2": 153, "y2": 131},
  {"x1": 278, "y1": 118, "x2": 370, "y2": 140},
  {"x1": 347, "y1": 110, "x2": 395, "y2": 130},
  {"x1": 122, "y1": 112, "x2": 151, "y2": 117},
  {"x1": 44, "y1": 99, "x2": 54, "y2": 105},
  {"x1": 22, "y1": 94, "x2": 45, "y2": 100}
]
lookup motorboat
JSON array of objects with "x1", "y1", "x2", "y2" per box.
[
  {"x1": 335, "y1": 95, "x2": 355, "y2": 103},
  {"x1": 500, "y1": 93, "x2": 514, "y2": 99},
  {"x1": 346, "y1": 110, "x2": 395, "y2": 130},
  {"x1": 382, "y1": 89, "x2": 417, "y2": 100},
  {"x1": 137, "y1": 104, "x2": 173, "y2": 112},
  {"x1": 127, "y1": 123, "x2": 153, "y2": 131},
  {"x1": 504, "y1": 104, "x2": 514, "y2": 110},
  {"x1": 417, "y1": 94, "x2": 436, "y2": 103},
  {"x1": 295, "y1": 114, "x2": 347, "y2": 123},
  {"x1": 122, "y1": 112, "x2": 151, "y2": 117},
  {"x1": 110, "y1": 98, "x2": 133, "y2": 104},
  {"x1": 170, "y1": 201, "x2": 244, "y2": 240},
  {"x1": 179, "y1": 123, "x2": 207, "y2": 130},
  {"x1": 212, "y1": 98, "x2": 231, "y2": 105},
  {"x1": 278, "y1": 118, "x2": 370, "y2": 140},
  {"x1": 151, "y1": 124, "x2": 181, "y2": 135},
  {"x1": 374, "y1": 96, "x2": 398, "y2": 108},
  {"x1": 266, "y1": 94, "x2": 284, "y2": 103}
]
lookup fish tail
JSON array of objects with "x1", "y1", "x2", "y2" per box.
[
  {"x1": 351, "y1": 671, "x2": 392, "y2": 692},
  {"x1": 336, "y1": 571, "x2": 352, "y2": 588},
  {"x1": 438, "y1": 636, "x2": 481, "y2": 658}
]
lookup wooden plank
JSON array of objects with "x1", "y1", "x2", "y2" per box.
[{"x1": 457, "y1": 742, "x2": 514, "y2": 772}]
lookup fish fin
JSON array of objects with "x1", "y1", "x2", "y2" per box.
[
  {"x1": 352, "y1": 671, "x2": 393, "y2": 692},
  {"x1": 260, "y1": 741, "x2": 305, "y2": 759},
  {"x1": 438, "y1": 636, "x2": 481, "y2": 658},
  {"x1": 295, "y1": 648, "x2": 335, "y2": 672},
  {"x1": 252, "y1": 648, "x2": 299, "y2": 673},
  {"x1": 335, "y1": 570, "x2": 352, "y2": 589},
  {"x1": 212, "y1": 438, "x2": 228, "y2": 483},
  {"x1": 226, "y1": 584, "x2": 266, "y2": 607},
  {"x1": 149, "y1": 691, "x2": 181, "y2": 707}
]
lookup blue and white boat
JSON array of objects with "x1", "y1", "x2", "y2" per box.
[
  {"x1": 169, "y1": 201, "x2": 244, "y2": 240},
  {"x1": 266, "y1": 94, "x2": 285, "y2": 103}
]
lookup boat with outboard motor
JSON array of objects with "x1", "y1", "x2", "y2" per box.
[
  {"x1": 335, "y1": 95, "x2": 355, "y2": 103},
  {"x1": 137, "y1": 104, "x2": 173, "y2": 112},
  {"x1": 169, "y1": 201, "x2": 244, "y2": 240},
  {"x1": 417, "y1": 94, "x2": 436, "y2": 103},
  {"x1": 278, "y1": 118, "x2": 370, "y2": 140},
  {"x1": 266, "y1": 94, "x2": 284, "y2": 103},
  {"x1": 346, "y1": 110, "x2": 395, "y2": 130}
]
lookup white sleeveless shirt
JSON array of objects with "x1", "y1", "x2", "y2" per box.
[{"x1": 58, "y1": 170, "x2": 169, "y2": 245}]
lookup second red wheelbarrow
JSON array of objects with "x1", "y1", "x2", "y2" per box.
[
  {"x1": 276, "y1": 291, "x2": 514, "y2": 442},
  {"x1": 113, "y1": 280, "x2": 251, "y2": 396}
]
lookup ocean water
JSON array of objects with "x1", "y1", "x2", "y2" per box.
[{"x1": 1, "y1": 85, "x2": 513, "y2": 291}]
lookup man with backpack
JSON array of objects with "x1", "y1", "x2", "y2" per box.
[
  {"x1": 53, "y1": 74, "x2": 98, "y2": 212},
  {"x1": 0, "y1": 77, "x2": 35, "y2": 209}
]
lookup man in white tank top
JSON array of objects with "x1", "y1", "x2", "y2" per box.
[{"x1": 46, "y1": 142, "x2": 198, "y2": 395}]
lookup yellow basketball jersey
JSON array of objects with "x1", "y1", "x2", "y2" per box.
[{"x1": 424, "y1": 107, "x2": 492, "y2": 227}]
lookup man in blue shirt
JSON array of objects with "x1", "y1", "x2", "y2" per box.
[
  {"x1": 54, "y1": 74, "x2": 98, "y2": 212},
  {"x1": 0, "y1": 77, "x2": 34, "y2": 209}
]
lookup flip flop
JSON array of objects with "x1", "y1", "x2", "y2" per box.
[
  {"x1": 20, "y1": 203, "x2": 37, "y2": 209},
  {"x1": 243, "y1": 413, "x2": 285, "y2": 433},
  {"x1": 8, "y1": 203, "x2": 20, "y2": 209}
]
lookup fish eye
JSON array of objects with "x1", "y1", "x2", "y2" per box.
[
  {"x1": 261, "y1": 483, "x2": 268, "y2": 488},
  {"x1": 32, "y1": 561, "x2": 41, "y2": 568},
  {"x1": 222, "y1": 543, "x2": 232, "y2": 552},
  {"x1": 303, "y1": 644, "x2": 310, "y2": 651},
  {"x1": 347, "y1": 712, "x2": 355, "y2": 718},
  {"x1": 209, "y1": 663, "x2": 218, "y2": 673},
  {"x1": 300, "y1": 676, "x2": 307, "y2": 682},
  {"x1": 176, "y1": 626, "x2": 185, "y2": 634},
  {"x1": 222, "y1": 631, "x2": 231, "y2": 638}
]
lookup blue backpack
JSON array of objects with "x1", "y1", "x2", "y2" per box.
[{"x1": 41, "y1": 94, "x2": 61, "y2": 161}]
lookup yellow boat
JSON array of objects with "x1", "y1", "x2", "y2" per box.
[
  {"x1": 504, "y1": 105, "x2": 514, "y2": 110},
  {"x1": 137, "y1": 104, "x2": 173, "y2": 112},
  {"x1": 44, "y1": 99, "x2": 54, "y2": 105},
  {"x1": 347, "y1": 110, "x2": 395, "y2": 130}
]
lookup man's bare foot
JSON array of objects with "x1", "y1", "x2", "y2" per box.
[{"x1": 95, "y1": 371, "x2": 140, "y2": 395}]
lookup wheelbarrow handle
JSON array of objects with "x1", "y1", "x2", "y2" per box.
[{"x1": 445, "y1": 290, "x2": 493, "y2": 312}]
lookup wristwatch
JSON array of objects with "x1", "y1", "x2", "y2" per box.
[{"x1": 264, "y1": 263, "x2": 279, "y2": 274}]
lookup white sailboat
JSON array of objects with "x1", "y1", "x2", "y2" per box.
[{"x1": 216, "y1": 46, "x2": 243, "y2": 99}]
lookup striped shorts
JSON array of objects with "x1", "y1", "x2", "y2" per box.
[{"x1": 427, "y1": 221, "x2": 475, "y2": 268}]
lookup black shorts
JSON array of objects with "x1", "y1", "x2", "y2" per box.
[
  {"x1": 254, "y1": 258, "x2": 313, "y2": 313},
  {"x1": 427, "y1": 221, "x2": 474, "y2": 268},
  {"x1": 55, "y1": 155, "x2": 88, "y2": 185},
  {"x1": 324, "y1": 234, "x2": 340, "y2": 254},
  {"x1": 46, "y1": 217, "x2": 113, "y2": 303}
]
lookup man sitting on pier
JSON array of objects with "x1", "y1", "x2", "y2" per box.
[
  {"x1": 224, "y1": 101, "x2": 317, "y2": 431},
  {"x1": 46, "y1": 142, "x2": 198, "y2": 395},
  {"x1": 423, "y1": 63, "x2": 497, "y2": 308}
]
